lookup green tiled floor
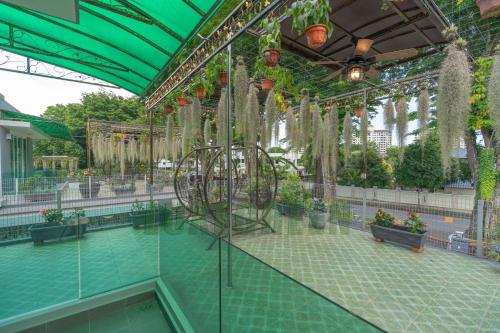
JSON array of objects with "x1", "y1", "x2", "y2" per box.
[{"x1": 232, "y1": 209, "x2": 500, "y2": 333}]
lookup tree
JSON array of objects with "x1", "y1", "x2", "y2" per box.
[
  {"x1": 337, "y1": 143, "x2": 391, "y2": 188},
  {"x1": 33, "y1": 91, "x2": 145, "y2": 168}
]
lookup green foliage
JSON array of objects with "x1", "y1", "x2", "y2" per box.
[
  {"x1": 470, "y1": 57, "x2": 493, "y2": 130},
  {"x1": 337, "y1": 144, "x2": 391, "y2": 188},
  {"x1": 305, "y1": 197, "x2": 327, "y2": 212},
  {"x1": 286, "y1": 0, "x2": 334, "y2": 36},
  {"x1": 395, "y1": 132, "x2": 445, "y2": 191},
  {"x1": 404, "y1": 212, "x2": 426, "y2": 234},
  {"x1": 258, "y1": 15, "x2": 281, "y2": 52},
  {"x1": 19, "y1": 175, "x2": 56, "y2": 192},
  {"x1": 205, "y1": 53, "x2": 229, "y2": 85},
  {"x1": 188, "y1": 74, "x2": 215, "y2": 98},
  {"x1": 131, "y1": 200, "x2": 145, "y2": 213},
  {"x1": 254, "y1": 58, "x2": 297, "y2": 97},
  {"x1": 277, "y1": 173, "x2": 303, "y2": 207},
  {"x1": 487, "y1": 54, "x2": 500, "y2": 141},
  {"x1": 372, "y1": 209, "x2": 395, "y2": 227},
  {"x1": 329, "y1": 200, "x2": 353, "y2": 222},
  {"x1": 478, "y1": 148, "x2": 496, "y2": 200},
  {"x1": 40, "y1": 208, "x2": 64, "y2": 226}
]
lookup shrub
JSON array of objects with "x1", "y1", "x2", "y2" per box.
[
  {"x1": 372, "y1": 209, "x2": 395, "y2": 227},
  {"x1": 404, "y1": 212, "x2": 426, "y2": 234}
]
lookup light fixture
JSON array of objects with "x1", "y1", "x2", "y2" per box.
[{"x1": 348, "y1": 65, "x2": 364, "y2": 82}]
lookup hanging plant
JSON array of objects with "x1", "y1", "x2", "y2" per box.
[
  {"x1": 234, "y1": 56, "x2": 249, "y2": 136},
  {"x1": 360, "y1": 108, "x2": 369, "y2": 159},
  {"x1": 91, "y1": 132, "x2": 99, "y2": 165},
  {"x1": 436, "y1": 26, "x2": 471, "y2": 172},
  {"x1": 354, "y1": 108, "x2": 364, "y2": 118},
  {"x1": 343, "y1": 111, "x2": 352, "y2": 165},
  {"x1": 206, "y1": 53, "x2": 229, "y2": 86},
  {"x1": 330, "y1": 103, "x2": 339, "y2": 177},
  {"x1": 488, "y1": 52, "x2": 500, "y2": 144},
  {"x1": 286, "y1": 106, "x2": 299, "y2": 150},
  {"x1": 312, "y1": 96, "x2": 322, "y2": 160},
  {"x1": 166, "y1": 115, "x2": 174, "y2": 157},
  {"x1": 287, "y1": 0, "x2": 334, "y2": 49},
  {"x1": 245, "y1": 82, "x2": 259, "y2": 148},
  {"x1": 189, "y1": 72, "x2": 215, "y2": 99},
  {"x1": 204, "y1": 118, "x2": 212, "y2": 145},
  {"x1": 479, "y1": 148, "x2": 496, "y2": 200},
  {"x1": 177, "y1": 106, "x2": 186, "y2": 128},
  {"x1": 383, "y1": 99, "x2": 395, "y2": 132},
  {"x1": 216, "y1": 88, "x2": 228, "y2": 146},
  {"x1": 417, "y1": 88, "x2": 430, "y2": 140},
  {"x1": 191, "y1": 96, "x2": 202, "y2": 142},
  {"x1": 254, "y1": 58, "x2": 294, "y2": 94},
  {"x1": 300, "y1": 88, "x2": 311, "y2": 147},
  {"x1": 396, "y1": 97, "x2": 408, "y2": 161},
  {"x1": 259, "y1": 14, "x2": 281, "y2": 67},
  {"x1": 265, "y1": 88, "x2": 278, "y2": 147}
]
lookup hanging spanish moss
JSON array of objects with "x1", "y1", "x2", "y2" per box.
[
  {"x1": 383, "y1": 99, "x2": 395, "y2": 132},
  {"x1": 396, "y1": 97, "x2": 408, "y2": 161},
  {"x1": 119, "y1": 139, "x2": 126, "y2": 179},
  {"x1": 166, "y1": 115, "x2": 174, "y2": 159},
  {"x1": 343, "y1": 112, "x2": 352, "y2": 166},
  {"x1": 182, "y1": 123, "x2": 191, "y2": 157},
  {"x1": 260, "y1": 116, "x2": 268, "y2": 149},
  {"x1": 234, "y1": 56, "x2": 249, "y2": 136},
  {"x1": 127, "y1": 138, "x2": 137, "y2": 163},
  {"x1": 191, "y1": 96, "x2": 202, "y2": 142},
  {"x1": 437, "y1": 27, "x2": 471, "y2": 172},
  {"x1": 488, "y1": 52, "x2": 500, "y2": 146},
  {"x1": 217, "y1": 88, "x2": 227, "y2": 146},
  {"x1": 177, "y1": 106, "x2": 186, "y2": 128},
  {"x1": 360, "y1": 108, "x2": 369, "y2": 159},
  {"x1": 245, "y1": 82, "x2": 259, "y2": 148},
  {"x1": 312, "y1": 96, "x2": 322, "y2": 160},
  {"x1": 330, "y1": 103, "x2": 339, "y2": 177},
  {"x1": 299, "y1": 89, "x2": 310, "y2": 147},
  {"x1": 321, "y1": 114, "x2": 332, "y2": 201},
  {"x1": 265, "y1": 88, "x2": 278, "y2": 147},
  {"x1": 203, "y1": 118, "x2": 211, "y2": 145},
  {"x1": 108, "y1": 137, "x2": 115, "y2": 163},
  {"x1": 286, "y1": 106, "x2": 298, "y2": 150},
  {"x1": 418, "y1": 88, "x2": 430, "y2": 140}
]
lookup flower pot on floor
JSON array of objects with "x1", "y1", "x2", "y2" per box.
[
  {"x1": 24, "y1": 192, "x2": 56, "y2": 203},
  {"x1": 304, "y1": 24, "x2": 328, "y2": 49},
  {"x1": 370, "y1": 224, "x2": 427, "y2": 252},
  {"x1": 309, "y1": 211, "x2": 328, "y2": 229},
  {"x1": 30, "y1": 223, "x2": 87, "y2": 245},
  {"x1": 79, "y1": 182, "x2": 100, "y2": 199}
]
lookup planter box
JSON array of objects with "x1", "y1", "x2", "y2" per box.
[
  {"x1": 276, "y1": 202, "x2": 304, "y2": 217},
  {"x1": 370, "y1": 224, "x2": 427, "y2": 252},
  {"x1": 130, "y1": 208, "x2": 168, "y2": 228},
  {"x1": 24, "y1": 192, "x2": 56, "y2": 203},
  {"x1": 79, "y1": 182, "x2": 100, "y2": 199},
  {"x1": 309, "y1": 211, "x2": 328, "y2": 229},
  {"x1": 30, "y1": 223, "x2": 87, "y2": 245},
  {"x1": 112, "y1": 185, "x2": 136, "y2": 195},
  {"x1": 248, "y1": 190, "x2": 272, "y2": 209},
  {"x1": 146, "y1": 184, "x2": 163, "y2": 193}
]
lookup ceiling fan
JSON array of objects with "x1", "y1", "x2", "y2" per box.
[{"x1": 314, "y1": 38, "x2": 418, "y2": 82}]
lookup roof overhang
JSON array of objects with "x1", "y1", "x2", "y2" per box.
[
  {"x1": 0, "y1": 0, "x2": 79, "y2": 23},
  {"x1": 0, "y1": 119, "x2": 49, "y2": 139}
]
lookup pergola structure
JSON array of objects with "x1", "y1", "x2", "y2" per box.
[{"x1": 33, "y1": 155, "x2": 79, "y2": 171}]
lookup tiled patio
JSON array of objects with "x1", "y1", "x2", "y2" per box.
[{"x1": 233, "y1": 210, "x2": 500, "y2": 333}]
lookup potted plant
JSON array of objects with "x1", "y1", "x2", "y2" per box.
[
  {"x1": 306, "y1": 198, "x2": 328, "y2": 229},
  {"x1": 246, "y1": 181, "x2": 273, "y2": 209},
  {"x1": 370, "y1": 209, "x2": 428, "y2": 252},
  {"x1": 110, "y1": 178, "x2": 136, "y2": 195},
  {"x1": 30, "y1": 208, "x2": 87, "y2": 245},
  {"x1": 276, "y1": 173, "x2": 305, "y2": 217},
  {"x1": 130, "y1": 200, "x2": 168, "y2": 228},
  {"x1": 189, "y1": 73, "x2": 215, "y2": 99},
  {"x1": 287, "y1": 0, "x2": 334, "y2": 49},
  {"x1": 206, "y1": 53, "x2": 229, "y2": 86},
  {"x1": 78, "y1": 169, "x2": 101, "y2": 199},
  {"x1": 259, "y1": 14, "x2": 281, "y2": 66},
  {"x1": 130, "y1": 200, "x2": 148, "y2": 228},
  {"x1": 20, "y1": 175, "x2": 57, "y2": 202}
]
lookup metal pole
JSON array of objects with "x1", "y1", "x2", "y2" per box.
[
  {"x1": 226, "y1": 44, "x2": 233, "y2": 287},
  {"x1": 149, "y1": 108, "x2": 154, "y2": 203},
  {"x1": 476, "y1": 200, "x2": 484, "y2": 257},
  {"x1": 362, "y1": 89, "x2": 368, "y2": 228}
]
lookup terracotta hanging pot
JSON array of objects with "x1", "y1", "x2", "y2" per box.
[
  {"x1": 219, "y1": 72, "x2": 228, "y2": 85},
  {"x1": 261, "y1": 78, "x2": 274, "y2": 91},
  {"x1": 476, "y1": 0, "x2": 500, "y2": 18},
  {"x1": 196, "y1": 86, "x2": 206, "y2": 99},
  {"x1": 263, "y1": 48, "x2": 280, "y2": 66},
  {"x1": 304, "y1": 24, "x2": 328, "y2": 49},
  {"x1": 354, "y1": 108, "x2": 364, "y2": 118},
  {"x1": 176, "y1": 96, "x2": 188, "y2": 106},
  {"x1": 164, "y1": 104, "x2": 173, "y2": 114}
]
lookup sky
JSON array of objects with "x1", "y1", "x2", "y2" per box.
[{"x1": 0, "y1": 70, "x2": 133, "y2": 117}]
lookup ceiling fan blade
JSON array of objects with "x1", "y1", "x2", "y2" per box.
[
  {"x1": 365, "y1": 67, "x2": 380, "y2": 79},
  {"x1": 374, "y1": 48, "x2": 418, "y2": 62},
  {"x1": 355, "y1": 38, "x2": 374, "y2": 55},
  {"x1": 321, "y1": 68, "x2": 343, "y2": 82},
  {"x1": 313, "y1": 60, "x2": 345, "y2": 65}
]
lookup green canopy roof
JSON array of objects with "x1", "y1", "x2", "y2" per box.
[
  {"x1": 0, "y1": 0, "x2": 225, "y2": 94},
  {"x1": 1, "y1": 110, "x2": 73, "y2": 141}
]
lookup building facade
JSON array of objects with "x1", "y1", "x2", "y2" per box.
[{"x1": 353, "y1": 129, "x2": 392, "y2": 155}]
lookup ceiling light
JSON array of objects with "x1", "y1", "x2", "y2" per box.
[{"x1": 348, "y1": 65, "x2": 364, "y2": 82}]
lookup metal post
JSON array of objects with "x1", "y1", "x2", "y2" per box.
[
  {"x1": 476, "y1": 199, "x2": 484, "y2": 257},
  {"x1": 15, "y1": 178, "x2": 18, "y2": 196},
  {"x1": 88, "y1": 176, "x2": 92, "y2": 199},
  {"x1": 149, "y1": 108, "x2": 154, "y2": 202},
  {"x1": 362, "y1": 89, "x2": 368, "y2": 228},
  {"x1": 362, "y1": 189, "x2": 367, "y2": 228},
  {"x1": 56, "y1": 189, "x2": 62, "y2": 209},
  {"x1": 226, "y1": 44, "x2": 233, "y2": 287}
]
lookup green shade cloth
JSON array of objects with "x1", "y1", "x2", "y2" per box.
[
  {"x1": 0, "y1": 0, "x2": 225, "y2": 94},
  {"x1": 1, "y1": 110, "x2": 73, "y2": 140}
]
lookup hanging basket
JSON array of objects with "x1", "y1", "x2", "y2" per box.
[
  {"x1": 354, "y1": 108, "x2": 364, "y2": 117},
  {"x1": 219, "y1": 72, "x2": 228, "y2": 85},
  {"x1": 261, "y1": 78, "x2": 274, "y2": 91},
  {"x1": 164, "y1": 104, "x2": 173, "y2": 114},
  {"x1": 304, "y1": 24, "x2": 328, "y2": 49},
  {"x1": 263, "y1": 48, "x2": 280, "y2": 66},
  {"x1": 176, "y1": 96, "x2": 188, "y2": 106},
  {"x1": 476, "y1": 0, "x2": 500, "y2": 18},
  {"x1": 196, "y1": 86, "x2": 206, "y2": 99}
]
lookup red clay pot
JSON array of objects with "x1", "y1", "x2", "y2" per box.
[
  {"x1": 476, "y1": 0, "x2": 500, "y2": 18},
  {"x1": 261, "y1": 78, "x2": 274, "y2": 91},
  {"x1": 304, "y1": 24, "x2": 328, "y2": 49},
  {"x1": 176, "y1": 96, "x2": 188, "y2": 107},
  {"x1": 164, "y1": 104, "x2": 173, "y2": 114},
  {"x1": 219, "y1": 72, "x2": 228, "y2": 85},
  {"x1": 263, "y1": 48, "x2": 280, "y2": 66},
  {"x1": 354, "y1": 108, "x2": 364, "y2": 118},
  {"x1": 196, "y1": 86, "x2": 206, "y2": 99}
]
